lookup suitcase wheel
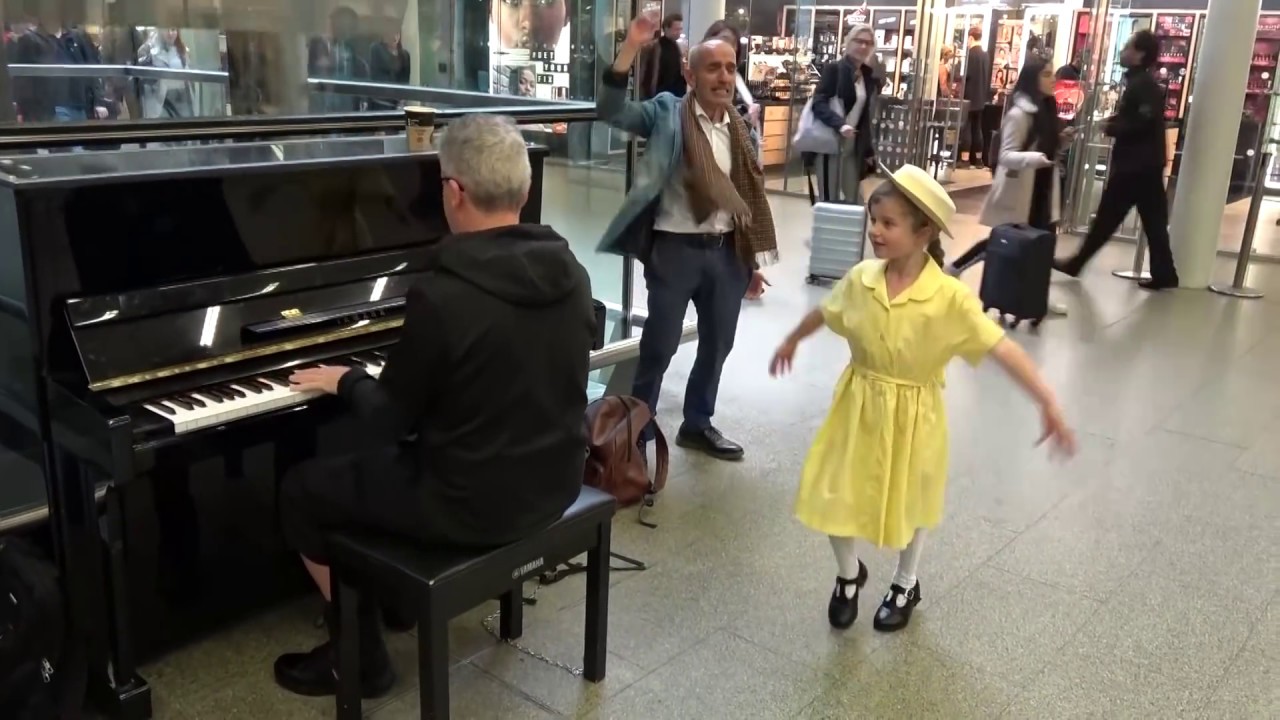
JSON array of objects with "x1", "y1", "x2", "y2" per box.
[
  {"x1": 1030, "y1": 317, "x2": 1045, "y2": 329},
  {"x1": 1010, "y1": 318, "x2": 1022, "y2": 330}
]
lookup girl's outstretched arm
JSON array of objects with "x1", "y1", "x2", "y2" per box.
[
  {"x1": 989, "y1": 338, "x2": 1077, "y2": 457},
  {"x1": 770, "y1": 308, "x2": 825, "y2": 377}
]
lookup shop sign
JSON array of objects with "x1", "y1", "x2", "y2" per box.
[{"x1": 847, "y1": 4, "x2": 870, "y2": 26}]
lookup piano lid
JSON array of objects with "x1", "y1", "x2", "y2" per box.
[{"x1": 0, "y1": 135, "x2": 545, "y2": 189}]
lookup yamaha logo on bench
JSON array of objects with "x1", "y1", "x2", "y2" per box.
[{"x1": 512, "y1": 558, "x2": 544, "y2": 580}]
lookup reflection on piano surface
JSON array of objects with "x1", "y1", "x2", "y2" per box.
[{"x1": 0, "y1": 137, "x2": 548, "y2": 719}]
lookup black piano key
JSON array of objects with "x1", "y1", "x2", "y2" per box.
[
  {"x1": 148, "y1": 403, "x2": 176, "y2": 416},
  {"x1": 166, "y1": 396, "x2": 195, "y2": 411},
  {"x1": 218, "y1": 385, "x2": 247, "y2": 400},
  {"x1": 243, "y1": 379, "x2": 272, "y2": 392},
  {"x1": 265, "y1": 370, "x2": 292, "y2": 383},
  {"x1": 195, "y1": 391, "x2": 224, "y2": 404},
  {"x1": 235, "y1": 382, "x2": 264, "y2": 395},
  {"x1": 261, "y1": 376, "x2": 288, "y2": 389},
  {"x1": 179, "y1": 394, "x2": 206, "y2": 408}
]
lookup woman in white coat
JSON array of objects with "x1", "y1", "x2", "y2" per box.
[{"x1": 949, "y1": 57, "x2": 1073, "y2": 312}]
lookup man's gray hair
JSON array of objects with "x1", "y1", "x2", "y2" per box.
[{"x1": 438, "y1": 114, "x2": 531, "y2": 213}]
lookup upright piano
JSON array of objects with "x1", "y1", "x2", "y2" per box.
[{"x1": 0, "y1": 136, "x2": 548, "y2": 719}]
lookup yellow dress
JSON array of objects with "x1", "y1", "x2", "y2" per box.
[{"x1": 794, "y1": 259, "x2": 1006, "y2": 549}]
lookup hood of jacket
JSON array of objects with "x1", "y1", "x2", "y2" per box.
[{"x1": 431, "y1": 223, "x2": 583, "y2": 307}]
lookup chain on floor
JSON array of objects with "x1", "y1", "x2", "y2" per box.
[{"x1": 479, "y1": 583, "x2": 584, "y2": 678}]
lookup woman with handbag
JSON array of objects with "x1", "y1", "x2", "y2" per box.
[
  {"x1": 948, "y1": 57, "x2": 1074, "y2": 314},
  {"x1": 809, "y1": 25, "x2": 882, "y2": 204}
]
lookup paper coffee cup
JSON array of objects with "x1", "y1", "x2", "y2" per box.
[{"x1": 405, "y1": 107, "x2": 436, "y2": 152}]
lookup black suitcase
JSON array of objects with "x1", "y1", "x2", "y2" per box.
[{"x1": 979, "y1": 223, "x2": 1054, "y2": 329}]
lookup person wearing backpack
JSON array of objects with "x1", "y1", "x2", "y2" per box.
[{"x1": 947, "y1": 58, "x2": 1074, "y2": 315}]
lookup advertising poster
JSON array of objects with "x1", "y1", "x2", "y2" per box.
[
  {"x1": 1054, "y1": 79, "x2": 1083, "y2": 121},
  {"x1": 489, "y1": 1, "x2": 572, "y2": 100}
]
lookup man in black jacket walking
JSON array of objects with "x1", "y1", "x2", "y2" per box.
[
  {"x1": 1056, "y1": 30, "x2": 1179, "y2": 290},
  {"x1": 272, "y1": 114, "x2": 596, "y2": 699}
]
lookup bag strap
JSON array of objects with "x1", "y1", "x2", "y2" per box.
[{"x1": 649, "y1": 422, "x2": 669, "y2": 495}]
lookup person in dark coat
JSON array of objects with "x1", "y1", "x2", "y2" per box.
[
  {"x1": 960, "y1": 25, "x2": 990, "y2": 168},
  {"x1": 1055, "y1": 30, "x2": 1178, "y2": 290}
]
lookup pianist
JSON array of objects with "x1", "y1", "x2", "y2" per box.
[{"x1": 272, "y1": 114, "x2": 596, "y2": 698}]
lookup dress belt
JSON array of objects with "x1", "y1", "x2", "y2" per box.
[{"x1": 850, "y1": 365, "x2": 932, "y2": 389}]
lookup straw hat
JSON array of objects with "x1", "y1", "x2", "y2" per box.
[{"x1": 876, "y1": 162, "x2": 956, "y2": 237}]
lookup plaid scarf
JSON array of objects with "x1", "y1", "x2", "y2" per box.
[{"x1": 680, "y1": 98, "x2": 778, "y2": 268}]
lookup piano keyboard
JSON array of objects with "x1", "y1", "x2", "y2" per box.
[{"x1": 141, "y1": 352, "x2": 387, "y2": 435}]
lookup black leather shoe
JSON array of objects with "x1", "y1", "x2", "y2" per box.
[
  {"x1": 1053, "y1": 259, "x2": 1081, "y2": 278},
  {"x1": 1137, "y1": 277, "x2": 1178, "y2": 291},
  {"x1": 873, "y1": 582, "x2": 921, "y2": 633},
  {"x1": 827, "y1": 560, "x2": 869, "y2": 630},
  {"x1": 273, "y1": 641, "x2": 395, "y2": 698},
  {"x1": 675, "y1": 426, "x2": 744, "y2": 461}
]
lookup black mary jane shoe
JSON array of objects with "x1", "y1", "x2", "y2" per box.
[
  {"x1": 873, "y1": 582, "x2": 921, "y2": 633},
  {"x1": 827, "y1": 560, "x2": 869, "y2": 630},
  {"x1": 675, "y1": 426, "x2": 745, "y2": 461}
]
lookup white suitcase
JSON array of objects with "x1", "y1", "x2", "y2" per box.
[{"x1": 807, "y1": 201, "x2": 867, "y2": 284}]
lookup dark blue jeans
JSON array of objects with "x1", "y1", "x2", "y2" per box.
[{"x1": 634, "y1": 232, "x2": 751, "y2": 442}]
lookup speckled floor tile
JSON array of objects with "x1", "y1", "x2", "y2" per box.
[
  {"x1": 907, "y1": 565, "x2": 1100, "y2": 688},
  {"x1": 367, "y1": 664, "x2": 559, "y2": 720},
  {"x1": 798, "y1": 638, "x2": 1015, "y2": 719},
  {"x1": 1002, "y1": 641, "x2": 1215, "y2": 719},
  {"x1": 1061, "y1": 564, "x2": 1255, "y2": 691},
  {"x1": 587, "y1": 630, "x2": 827, "y2": 720},
  {"x1": 1199, "y1": 648, "x2": 1280, "y2": 718}
]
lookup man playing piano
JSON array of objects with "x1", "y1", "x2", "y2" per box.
[{"x1": 271, "y1": 114, "x2": 596, "y2": 698}]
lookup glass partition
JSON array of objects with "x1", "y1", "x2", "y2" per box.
[{"x1": 0, "y1": 0, "x2": 610, "y2": 126}]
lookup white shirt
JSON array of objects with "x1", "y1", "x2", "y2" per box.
[
  {"x1": 846, "y1": 75, "x2": 868, "y2": 130},
  {"x1": 654, "y1": 100, "x2": 734, "y2": 234}
]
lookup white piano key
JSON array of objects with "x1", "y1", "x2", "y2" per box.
[{"x1": 147, "y1": 353, "x2": 389, "y2": 435}]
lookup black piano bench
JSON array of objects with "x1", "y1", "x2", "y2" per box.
[{"x1": 327, "y1": 486, "x2": 617, "y2": 720}]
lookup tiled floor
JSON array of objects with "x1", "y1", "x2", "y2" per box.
[{"x1": 143, "y1": 187, "x2": 1280, "y2": 719}]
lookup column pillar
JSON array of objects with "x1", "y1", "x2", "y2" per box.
[
  {"x1": 1169, "y1": 0, "x2": 1263, "y2": 287},
  {"x1": 684, "y1": 0, "x2": 727, "y2": 42}
]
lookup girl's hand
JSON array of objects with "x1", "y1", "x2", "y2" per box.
[
  {"x1": 770, "y1": 339, "x2": 798, "y2": 377},
  {"x1": 839, "y1": 124, "x2": 856, "y2": 138},
  {"x1": 1037, "y1": 403, "x2": 1077, "y2": 459}
]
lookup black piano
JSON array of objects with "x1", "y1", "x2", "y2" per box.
[{"x1": 0, "y1": 137, "x2": 548, "y2": 719}]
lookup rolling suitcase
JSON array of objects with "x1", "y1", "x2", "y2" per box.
[
  {"x1": 807, "y1": 201, "x2": 867, "y2": 284},
  {"x1": 979, "y1": 223, "x2": 1055, "y2": 329}
]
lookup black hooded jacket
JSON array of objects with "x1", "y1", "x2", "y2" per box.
[{"x1": 336, "y1": 224, "x2": 595, "y2": 547}]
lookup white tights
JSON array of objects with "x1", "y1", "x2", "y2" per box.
[{"x1": 829, "y1": 529, "x2": 928, "y2": 597}]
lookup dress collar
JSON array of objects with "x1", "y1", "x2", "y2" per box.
[{"x1": 861, "y1": 257, "x2": 944, "y2": 308}]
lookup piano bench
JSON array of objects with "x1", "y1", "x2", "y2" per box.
[{"x1": 326, "y1": 485, "x2": 617, "y2": 720}]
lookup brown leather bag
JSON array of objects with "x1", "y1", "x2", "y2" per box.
[{"x1": 584, "y1": 396, "x2": 668, "y2": 509}]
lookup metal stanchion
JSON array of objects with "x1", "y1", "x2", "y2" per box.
[
  {"x1": 1111, "y1": 231, "x2": 1152, "y2": 280},
  {"x1": 1209, "y1": 152, "x2": 1270, "y2": 299}
]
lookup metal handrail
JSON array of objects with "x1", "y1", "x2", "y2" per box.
[
  {"x1": 0, "y1": 106, "x2": 598, "y2": 149},
  {"x1": 8, "y1": 63, "x2": 230, "y2": 83}
]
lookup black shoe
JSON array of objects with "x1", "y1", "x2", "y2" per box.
[
  {"x1": 1137, "y1": 277, "x2": 1178, "y2": 291},
  {"x1": 873, "y1": 582, "x2": 921, "y2": 633},
  {"x1": 272, "y1": 640, "x2": 395, "y2": 698},
  {"x1": 827, "y1": 560, "x2": 868, "y2": 630},
  {"x1": 675, "y1": 426, "x2": 744, "y2": 461},
  {"x1": 1053, "y1": 259, "x2": 1081, "y2": 278}
]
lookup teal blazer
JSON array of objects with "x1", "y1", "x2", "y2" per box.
[{"x1": 595, "y1": 70, "x2": 759, "y2": 260}]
